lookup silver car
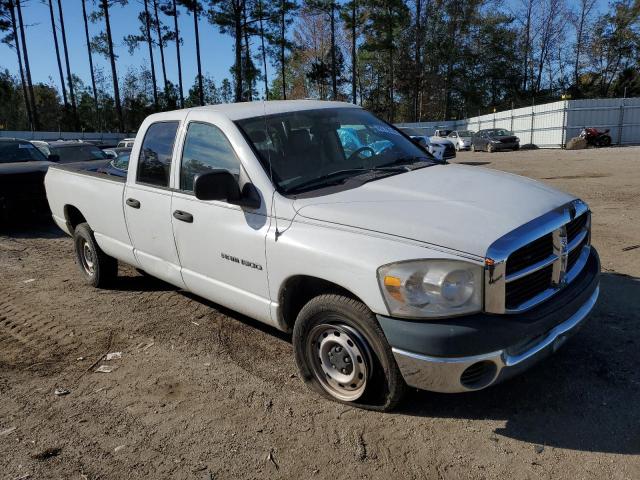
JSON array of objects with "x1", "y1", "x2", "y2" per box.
[{"x1": 447, "y1": 130, "x2": 475, "y2": 151}]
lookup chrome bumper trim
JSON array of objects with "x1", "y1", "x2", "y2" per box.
[{"x1": 393, "y1": 285, "x2": 599, "y2": 393}]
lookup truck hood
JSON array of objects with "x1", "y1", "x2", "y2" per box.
[{"x1": 293, "y1": 164, "x2": 575, "y2": 257}]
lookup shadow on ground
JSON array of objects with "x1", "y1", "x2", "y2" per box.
[
  {"x1": 399, "y1": 272, "x2": 640, "y2": 455},
  {"x1": 0, "y1": 214, "x2": 65, "y2": 239}
]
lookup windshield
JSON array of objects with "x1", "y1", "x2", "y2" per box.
[
  {"x1": 398, "y1": 127, "x2": 426, "y2": 137},
  {"x1": 0, "y1": 141, "x2": 47, "y2": 163},
  {"x1": 488, "y1": 129, "x2": 513, "y2": 137},
  {"x1": 112, "y1": 153, "x2": 130, "y2": 170},
  {"x1": 236, "y1": 108, "x2": 436, "y2": 194},
  {"x1": 50, "y1": 144, "x2": 108, "y2": 162},
  {"x1": 457, "y1": 130, "x2": 475, "y2": 137}
]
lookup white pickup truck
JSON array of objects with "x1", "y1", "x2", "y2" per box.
[{"x1": 45, "y1": 100, "x2": 600, "y2": 411}]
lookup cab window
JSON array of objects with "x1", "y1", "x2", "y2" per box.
[
  {"x1": 137, "y1": 122, "x2": 179, "y2": 187},
  {"x1": 180, "y1": 122, "x2": 240, "y2": 192}
]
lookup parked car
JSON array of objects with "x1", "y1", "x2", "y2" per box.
[
  {"x1": 399, "y1": 127, "x2": 456, "y2": 161},
  {"x1": 433, "y1": 129, "x2": 452, "y2": 138},
  {"x1": 0, "y1": 138, "x2": 55, "y2": 221},
  {"x1": 116, "y1": 138, "x2": 136, "y2": 148},
  {"x1": 47, "y1": 141, "x2": 112, "y2": 164},
  {"x1": 471, "y1": 129, "x2": 520, "y2": 152},
  {"x1": 98, "y1": 149, "x2": 131, "y2": 177},
  {"x1": 45, "y1": 100, "x2": 599, "y2": 411},
  {"x1": 446, "y1": 130, "x2": 475, "y2": 151}
]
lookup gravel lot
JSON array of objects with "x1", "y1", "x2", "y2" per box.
[{"x1": 1, "y1": 147, "x2": 639, "y2": 479}]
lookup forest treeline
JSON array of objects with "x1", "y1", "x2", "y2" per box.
[{"x1": 0, "y1": 0, "x2": 639, "y2": 132}]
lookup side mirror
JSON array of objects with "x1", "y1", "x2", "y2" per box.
[
  {"x1": 193, "y1": 170, "x2": 260, "y2": 209},
  {"x1": 48, "y1": 154, "x2": 60, "y2": 162}
]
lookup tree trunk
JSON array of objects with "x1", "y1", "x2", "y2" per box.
[
  {"x1": 144, "y1": 0, "x2": 159, "y2": 108},
  {"x1": 193, "y1": 4, "x2": 204, "y2": 105},
  {"x1": 280, "y1": 0, "x2": 286, "y2": 100},
  {"x1": 16, "y1": 0, "x2": 39, "y2": 130},
  {"x1": 258, "y1": 0, "x2": 269, "y2": 100},
  {"x1": 415, "y1": 4, "x2": 422, "y2": 115},
  {"x1": 351, "y1": 0, "x2": 356, "y2": 104},
  {"x1": 243, "y1": 1, "x2": 251, "y2": 101},
  {"x1": 47, "y1": 0, "x2": 67, "y2": 108},
  {"x1": 330, "y1": 2, "x2": 337, "y2": 100},
  {"x1": 101, "y1": 0, "x2": 124, "y2": 133},
  {"x1": 81, "y1": 0, "x2": 100, "y2": 129},
  {"x1": 8, "y1": 0, "x2": 32, "y2": 129},
  {"x1": 153, "y1": 0, "x2": 169, "y2": 92},
  {"x1": 387, "y1": 6, "x2": 394, "y2": 122},
  {"x1": 234, "y1": 7, "x2": 243, "y2": 102},
  {"x1": 172, "y1": 0, "x2": 184, "y2": 108},
  {"x1": 57, "y1": 0, "x2": 79, "y2": 130}
]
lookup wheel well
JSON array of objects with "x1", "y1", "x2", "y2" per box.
[
  {"x1": 278, "y1": 275, "x2": 357, "y2": 333},
  {"x1": 64, "y1": 205, "x2": 86, "y2": 233}
]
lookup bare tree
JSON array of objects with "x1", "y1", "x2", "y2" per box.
[
  {"x1": 570, "y1": 0, "x2": 597, "y2": 88},
  {"x1": 57, "y1": 0, "x2": 79, "y2": 128},
  {"x1": 81, "y1": 0, "x2": 100, "y2": 125},
  {"x1": 15, "y1": 0, "x2": 38, "y2": 129},
  {"x1": 47, "y1": 0, "x2": 67, "y2": 108}
]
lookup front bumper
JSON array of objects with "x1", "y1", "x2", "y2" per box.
[{"x1": 378, "y1": 248, "x2": 600, "y2": 393}]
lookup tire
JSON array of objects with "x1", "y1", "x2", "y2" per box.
[
  {"x1": 73, "y1": 222, "x2": 117, "y2": 288},
  {"x1": 601, "y1": 136, "x2": 611, "y2": 147},
  {"x1": 487, "y1": 143, "x2": 495, "y2": 153},
  {"x1": 293, "y1": 294, "x2": 406, "y2": 411},
  {"x1": 471, "y1": 143, "x2": 476, "y2": 152}
]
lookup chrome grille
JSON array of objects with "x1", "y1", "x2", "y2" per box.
[{"x1": 485, "y1": 200, "x2": 591, "y2": 314}]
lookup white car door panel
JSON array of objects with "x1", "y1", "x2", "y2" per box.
[
  {"x1": 124, "y1": 121, "x2": 186, "y2": 288},
  {"x1": 170, "y1": 116, "x2": 273, "y2": 325}
]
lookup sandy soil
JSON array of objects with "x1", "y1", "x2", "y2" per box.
[{"x1": 1, "y1": 147, "x2": 639, "y2": 480}]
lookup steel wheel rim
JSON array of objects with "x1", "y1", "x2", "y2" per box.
[
  {"x1": 80, "y1": 239, "x2": 95, "y2": 275},
  {"x1": 307, "y1": 322, "x2": 372, "y2": 402}
]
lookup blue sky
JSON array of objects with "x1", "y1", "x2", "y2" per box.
[{"x1": 0, "y1": 0, "x2": 238, "y2": 97}]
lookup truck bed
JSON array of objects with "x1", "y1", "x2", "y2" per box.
[{"x1": 45, "y1": 164, "x2": 138, "y2": 266}]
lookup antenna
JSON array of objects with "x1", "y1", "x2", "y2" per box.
[{"x1": 262, "y1": 100, "x2": 281, "y2": 241}]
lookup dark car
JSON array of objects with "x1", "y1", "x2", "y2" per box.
[
  {"x1": 46, "y1": 141, "x2": 111, "y2": 164},
  {"x1": 97, "y1": 149, "x2": 131, "y2": 177},
  {"x1": 471, "y1": 129, "x2": 520, "y2": 152},
  {"x1": 0, "y1": 138, "x2": 54, "y2": 222}
]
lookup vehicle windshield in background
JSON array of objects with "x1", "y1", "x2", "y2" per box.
[
  {"x1": 488, "y1": 129, "x2": 513, "y2": 136},
  {"x1": 112, "y1": 153, "x2": 130, "y2": 171},
  {"x1": 50, "y1": 144, "x2": 108, "y2": 163},
  {"x1": 457, "y1": 130, "x2": 475, "y2": 137},
  {"x1": 236, "y1": 108, "x2": 437, "y2": 194},
  {"x1": 0, "y1": 140, "x2": 47, "y2": 163}
]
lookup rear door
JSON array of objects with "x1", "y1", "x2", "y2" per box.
[
  {"x1": 124, "y1": 121, "x2": 186, "y2": 288},
  {"x1": 169, "y1": 113, "x2": 272, "y2": 324}
]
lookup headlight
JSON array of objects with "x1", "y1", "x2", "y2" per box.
[
  {"x1": 515, "y1": 137, "x2": 520, "y2": 142},
  {"x1": 490, "y1": 140, "x2": 500, "y2": 144},
  {"x1": 378, "y1": 260, "x2": 483, "y2": 318}
]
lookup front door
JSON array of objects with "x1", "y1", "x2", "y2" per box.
[
  {"x1": 124, "y1": 121, "x2": 186, "y2": 288},
  {"x1": 170, "y1": 114, "x2": 273, "y2": 325}
]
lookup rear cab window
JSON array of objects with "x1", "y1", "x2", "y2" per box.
[{"x1": 136, "y1": 122, "x2": 180, "y2": 187}]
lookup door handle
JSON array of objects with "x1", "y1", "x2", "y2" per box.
[
  {"x1": 173, "y1": 210, "x2": 193, "y2": 223},
  {"x1": 126, "y1": 198, "x2": 141, "y2": 209}
]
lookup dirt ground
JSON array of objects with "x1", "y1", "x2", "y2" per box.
[{"x1": 1, "y1": 146, "x2": 639, "y2": 480}]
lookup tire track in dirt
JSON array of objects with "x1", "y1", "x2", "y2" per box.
[{"x1": 0, "y1": 290, "x2": 77, "y2": 369}]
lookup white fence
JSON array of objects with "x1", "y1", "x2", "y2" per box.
[
  {"x1": 0, "y1": 131, "x2": 134, "y2": 142},
  {"x1": 397, "y1": 97, "x2": 640, "y2": 148}
]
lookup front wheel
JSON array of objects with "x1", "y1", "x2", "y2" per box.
[
  {"x1": 487, "y1": 143, "x2": 495, "y2": 153},
  {"x1": 471, "y1": 143, "x2": 476, "y2": 152},
  {"x1": 293, "y1": 294, "x2": 406, "y2": 411},
  {"x1": 73, "y1": 222, "x2": 117, "y2": 288}
]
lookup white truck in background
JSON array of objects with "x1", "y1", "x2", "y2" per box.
[{"x1": 45, "y1": 101, "x2": 600, "y2": 411}]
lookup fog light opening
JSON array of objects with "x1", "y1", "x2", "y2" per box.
[{"x1": 460, "y1": 361, "x2": 498, "y2": 390}]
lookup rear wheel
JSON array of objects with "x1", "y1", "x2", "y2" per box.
[
  {"x1": 73, "y1": 223, "x2": 117, "y2": 288},
  {"x1": 293, "y1": 294, "x2": 406, "y2": 411}
]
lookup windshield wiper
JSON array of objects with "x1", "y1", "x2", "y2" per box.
[
  {"x1": 285, "y1": 166, "x2": 406, "y2": 195},
  {"x1": 382, "y1": 155, "x2": 439, "y2": 168}
]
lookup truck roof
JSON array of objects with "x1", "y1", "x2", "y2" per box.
[{"x1": 145, "y1": 100, "x2": 360, "y2": 122}]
